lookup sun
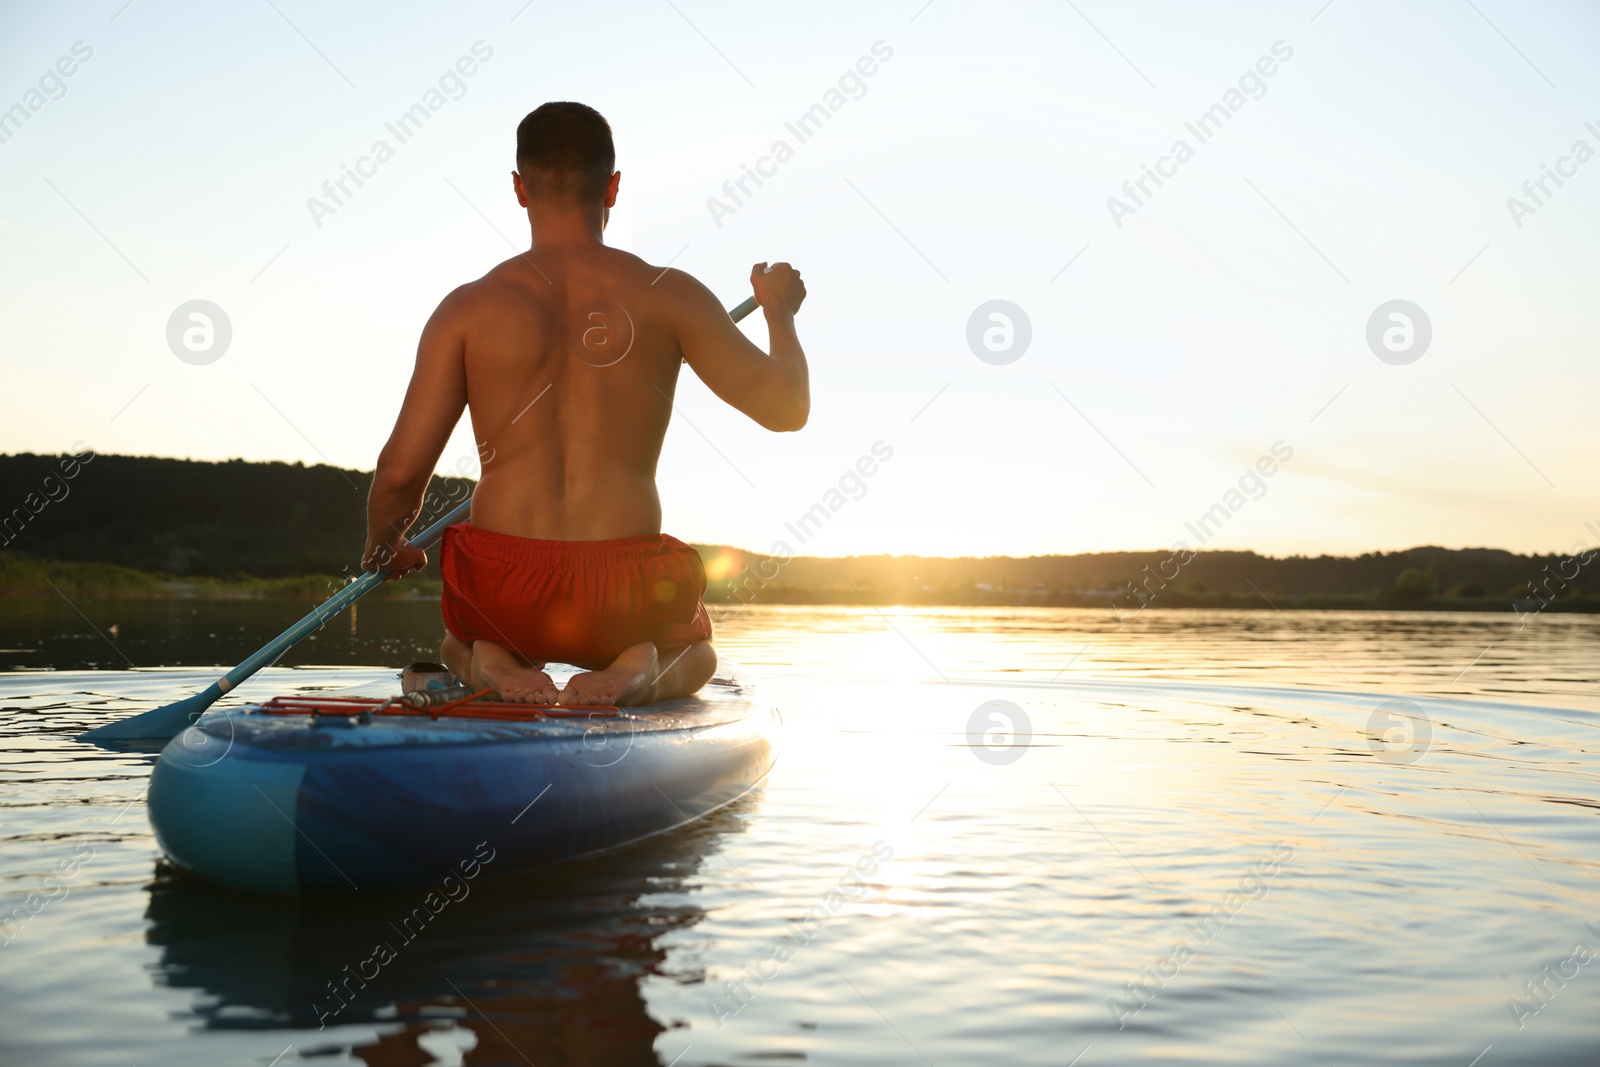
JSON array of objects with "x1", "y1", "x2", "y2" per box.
[{"x1": 703, "y1": 550, "x2": 743, "y2": 583}]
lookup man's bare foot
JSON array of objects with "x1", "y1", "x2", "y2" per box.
[
  {"x1": 439, "y1": 633, "x2": 474, "y2": 686},
  {"x1": 470, "y1": 639, "x2": 559, "y2": 704},
  {"x1": 559, "y1": 642, "x2": 658, "y2": 707}
]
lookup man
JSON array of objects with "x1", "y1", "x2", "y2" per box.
[{"x1": 361, "y1": 102, "x2": 808, "y2": 706}]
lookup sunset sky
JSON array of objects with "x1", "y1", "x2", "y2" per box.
[{"x1": 2, "y1": 1, "x2": 1597, "y2": 559}]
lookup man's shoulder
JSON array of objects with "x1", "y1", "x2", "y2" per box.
[
  {"x1": 437, "y1": 249, "x2": 714, "y2": 316},
  {"x1": 445, "y1": 262, "x2": 540, "y2": 311},
  {"x1": 591, "y1": 247, "x2": 703, "y2": 293},
  {"x1": 636, "y1": 261, "x2": 715, "y2": 305},
  {"x1": 582, "y1": 249, "x2": 720, "y2": 314}
]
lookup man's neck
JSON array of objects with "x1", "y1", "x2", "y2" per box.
[{"x1": 526, "y1": 203, "x2": 607, "y2": 248}]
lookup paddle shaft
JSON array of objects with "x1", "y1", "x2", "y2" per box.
[{"x1": 215, "y1": 495, "x2": 473, "y2": 696}]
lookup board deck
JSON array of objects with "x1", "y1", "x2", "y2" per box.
[{"x1": 211, "y1": 668, "x2": 767, "y2": 749}]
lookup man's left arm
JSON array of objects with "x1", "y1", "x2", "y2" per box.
[{"x1": 362, "y1": 290, "x2": 470, "y2": 577}]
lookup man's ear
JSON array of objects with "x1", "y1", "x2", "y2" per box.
[
  {"x1": 512, "y1": 170, "x2": 530, "y2": 208},
  {"x1": 603, "y1": 170, "x2": 621, "y2": 209}
]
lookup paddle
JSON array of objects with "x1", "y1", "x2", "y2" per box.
[
  {"x1": 78, "y1": 496, "x2": 474, "y2": 742},
  {"x1": 80, "y1": 293, "x2": 766, "y2": 743}
]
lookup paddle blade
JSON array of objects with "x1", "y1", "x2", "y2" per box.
[{"x1": 78, "y1": 684, "x2": 223, "y2": 743}]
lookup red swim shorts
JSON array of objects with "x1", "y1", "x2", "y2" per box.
[{"x1": 439, "y1": 524, "x2": 713, "y2": 669}]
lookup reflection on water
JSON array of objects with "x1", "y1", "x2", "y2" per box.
[
  {"x1": 3, "y1": 605, "x2": 1599, "y2": 1065},
  {"x1": 0, "y1": 596, "x2": 451, "y2": 673},
  {"x1": 143, "y1": 800, "x2": 750, "y2": 1066}
]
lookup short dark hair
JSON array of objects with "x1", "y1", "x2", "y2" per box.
[{"x1": 515, "y1": 102, "x2": 615, "y2": 201}]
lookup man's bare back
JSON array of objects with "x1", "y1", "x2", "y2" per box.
[
  {"x1": 361, "y1": 102, "x2": 808, "y2": 708},
  {"x1": 453, "y1": 247, "x2": 788, "y2": 541}
]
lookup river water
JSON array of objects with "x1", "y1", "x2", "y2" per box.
[{"x1": 2, "y1": 602, "x2": 1598, "y2": 1065}]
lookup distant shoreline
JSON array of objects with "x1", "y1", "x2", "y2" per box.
[
  {"x1": 4, "y1": 552, "x2": 1594, "y2": 616},
  {"x1": 0, "y1": 553, "x2": 438, "y2": 601},
  {"x1": 708, "y1": 585, "x2": 1600, "y2": 615},
  {"x1": 5, "y1": 456, "x2": 1595, "y2": 616}
]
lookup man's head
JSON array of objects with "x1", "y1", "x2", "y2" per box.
[{"x1": 514, "y1": 102, "x2": 617, "y2": 209}]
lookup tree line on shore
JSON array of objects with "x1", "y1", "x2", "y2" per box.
[{"x1": 1, "y1": 453, "x2": 1592, "y2": 608}]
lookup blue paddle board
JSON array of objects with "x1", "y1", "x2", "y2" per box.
[{"x1": 147, "y1": 665, "x2": 777, "y2": 893}]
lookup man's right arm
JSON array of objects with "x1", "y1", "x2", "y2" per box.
[{"x1": 671, "y1": 262, "x2": 809, "y2": 432}]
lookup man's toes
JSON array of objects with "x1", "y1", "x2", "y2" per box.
[
  {"x1": 565, "y1": 677, "x2": 608, "y2": 706},
  {"x1": 510, "y1": 681, "x2": 546, "y2": 704}
]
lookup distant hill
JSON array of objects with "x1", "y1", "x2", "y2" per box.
[
  {"x1": 0, "y1": 452, "x2": 471, "y2": 580},
  {"x1": 726, "y1": 545, "x2": 1585, "y2": 600},
  {"x1": 1, "y1": 453, "x2": 1593, "y2": 612}
]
